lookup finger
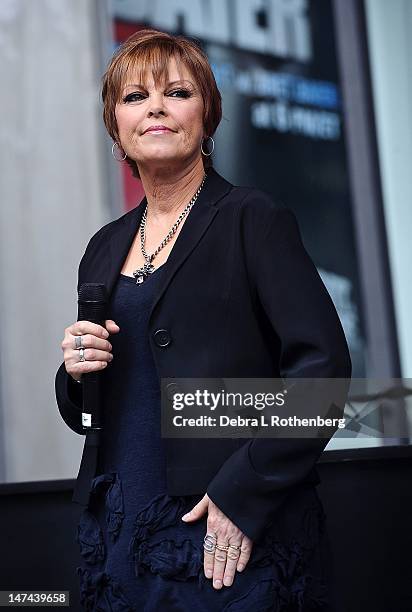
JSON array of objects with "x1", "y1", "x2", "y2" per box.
[
  {"x1": 69, "y1": 360, "x2": 109, "y2": 378},
  {"x1": 236, "y1": 538, "x2": 253, "y2": 572},
  {"x1": 203, "y1": 532, "x2": 216, "y2": 580},
  {"x1": 73, "y1": 348, "x2": 113, "y2": 363},
  {"x1": 212, "y1": 537, "x2": 229, "y2": 590},
  {"x1": 105, "y1": 319, "x2": 120, "y2": 333},
  {"x1": 63, "y1": 321, "x2": 120, "y2": 355},
  {"x1": 68, "y1": 344, "x2": 113, "y2": 380},
  {"x1": 222, "y1": 539, "x2": 242, "y2": 586},
  {"x1": 71, "y1": 333, "x2": 112, "y2": 352},
  {"x1": 182, "y1": 496, "x2": 208, "y2": 522},
  {"x1": 68, "y1": 321, "x2": 110, "y2": 340}
]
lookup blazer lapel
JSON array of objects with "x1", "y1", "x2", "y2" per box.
[
  {"x1": 107, "y1": 203, "x2": 145, "y2": 297},
  {"x1": 106, "y1": 167, "x2": 233, "y2": 312}
]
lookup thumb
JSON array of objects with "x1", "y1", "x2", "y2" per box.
[
  {"x1": 105, "y1": 319, "x2": 120, "y2": 334},
  {"x1": 181, "y1": 495, "x2": 209, "y2": 522}
]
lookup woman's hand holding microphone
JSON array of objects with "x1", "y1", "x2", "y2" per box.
[{"x1": 61, "y1": 319, "x2": 120, "y2": 381}]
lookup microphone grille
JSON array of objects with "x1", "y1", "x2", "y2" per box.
[
  {"x1": 78, "y1": 283, "x2": 108, "y2": 322},
  {"x1": 78, "y1": 283, "x2": 108, "y2": 302}
]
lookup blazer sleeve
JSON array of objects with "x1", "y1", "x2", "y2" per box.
[
  {"x1": 206, "y1": 194, "x2": 352, "y2": 542},
  {"x1": 54, "y1": 231, "x2": 98, "y2": 436},
  {"x1": 55, "y1": 360, "x2": 84, "y2": 435}
]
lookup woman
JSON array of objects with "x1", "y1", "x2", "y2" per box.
[{"x1": 55, "y1": 29, "x2": 351, "y2": 611}]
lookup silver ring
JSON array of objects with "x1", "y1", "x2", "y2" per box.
[
  {"x1": 74, "y1": 335, "x2": 84, "y2": 349},
  {"x1": 78, "y1": 347, "x2": 86, "y2": 362},
  {"x1": 227, "y1": 544, "x2": 241, "y2": 559},
  {"x1": 203, "y1": 533, "x2": 217, "y2": 554}
]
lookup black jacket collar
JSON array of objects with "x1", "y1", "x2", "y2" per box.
[{"x1": 106, "y1": 166, "x2": 233, "y2": 311}]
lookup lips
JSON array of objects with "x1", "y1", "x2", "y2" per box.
[{"x1": 144, "y1": 125, "x2": 173, "y2": 133}]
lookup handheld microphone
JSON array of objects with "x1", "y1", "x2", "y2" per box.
[
  {"x1": 72, "y1": 282, "x2": 108, "y2": 506},
  {"x1": 77, "y1": 283, "x2": 108, "y2": 431}
]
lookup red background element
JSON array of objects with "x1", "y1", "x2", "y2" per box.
[{"x1": 115, "y1": 21, "x2": 147, "y2": 211}]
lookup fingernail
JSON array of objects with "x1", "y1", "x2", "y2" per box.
[
  {"x1": 223, "y1": 577, "x2": 233, "y2": 586},
  {"x1": 103, "y1": 331, "x2": 109, "y2": 338},
  {"x1": 237, "y1": 563, "x2": 244, "y2": 572},
  {"x1": 213, "y1": 579, "x2": 222, "y2": 589},
  {"x1": 181, "y1": 513, "x2": 189, "y2": 521},
  {"x1": 205, "y1": 570, "x2": 212, "y2": 578}
]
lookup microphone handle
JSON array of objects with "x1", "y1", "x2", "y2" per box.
[
  {"x1": 77, "y1": 283, "x2": 108, "y2": 431},
  {"x1": 82, "y1": 366, "x2": 104, "y2": 430}
]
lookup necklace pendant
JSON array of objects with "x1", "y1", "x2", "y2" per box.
[
  {"x1": 133, "y1": 261, "x2": 155, "y2": 284},
  {"x1": 134, "y1": 274, "x2": 145, "y2": 284},
  {"x1": 133, "y1": 268, "x2": 147, "y2": 284},
  {"x1": 145, "y1": 262, "x2": 155, "y2": 275}
]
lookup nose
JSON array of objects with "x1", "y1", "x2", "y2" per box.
[{"x1": 147, "y1": 92, "x2": 166, "y2": 117}]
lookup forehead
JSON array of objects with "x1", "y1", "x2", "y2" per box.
[{"x1": 121, "y1": 54, "x2": 195, "y2": 91}]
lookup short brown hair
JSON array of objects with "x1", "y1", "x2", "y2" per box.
[{"x1": 101, "y1": 28, "x2": 222, "y2": 179}]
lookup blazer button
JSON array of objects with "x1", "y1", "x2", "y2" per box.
[{"x1": 154, "y1": 328, "x2": 172, "y2": 347}]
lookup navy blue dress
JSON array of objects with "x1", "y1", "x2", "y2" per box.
[{"x1": 75, "y1": 263, "x2": 334, "y2": 611}]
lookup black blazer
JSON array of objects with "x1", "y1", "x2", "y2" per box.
[{"x1": 55, "y1": 166, "x2": 351, "y2": 542}]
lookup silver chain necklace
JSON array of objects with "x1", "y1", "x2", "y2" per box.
[{"x1": 133, "y1": 173, "x2": 207, "y2": 284}]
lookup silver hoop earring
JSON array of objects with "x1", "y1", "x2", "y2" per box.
[
  {"x1": 201, "y1": 136, "x2": 214, "y2": 156},
  {"x1": 111, "y1": 141, "x2": 127, "y2": 161}
]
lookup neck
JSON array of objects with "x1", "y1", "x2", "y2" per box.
[{"x1": 137, "y1": 158, "x2": 207, "y2": 223}]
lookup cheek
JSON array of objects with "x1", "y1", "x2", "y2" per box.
[
  {"x1": 178, "y1": 101, "x2": 203, "y2": 130},
  {"x1": 114, "y1": 109, "x2": 125, "y2": 135},
  {"x1": 181, "y1": 112, "x2": 204, "y2": 138},
  {"x1": 115, "y1": 108, "x2": 136, "y2": 135}
]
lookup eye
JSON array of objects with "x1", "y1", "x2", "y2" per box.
[
  {"x1": 122, "y1": 88, "x2": 192, "y2": 103},
  {"x1": 122, "y1": 92, "x2": 144, "y2": 103},
  {"x1": 168, "y1": 88, "x2": 192, "y2": 98}
]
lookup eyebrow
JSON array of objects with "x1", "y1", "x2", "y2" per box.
[{"x1": 123, "y1": 80, "x2": 193, "y2": 90}]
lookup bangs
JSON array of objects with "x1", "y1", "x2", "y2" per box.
[{"x1": 112, "y1": 43, "x2": 192, "y2": 103}]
